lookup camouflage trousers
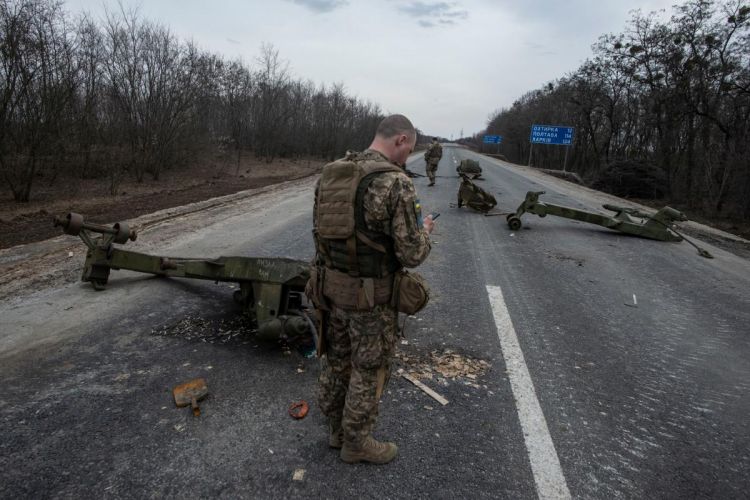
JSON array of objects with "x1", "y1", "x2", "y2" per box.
[
  {"x1": 425, "y1": 160, "x2": 439, "y2": 184},
  {"x1": 317, "y1": 303, "x2": 398, "y2": 445}
]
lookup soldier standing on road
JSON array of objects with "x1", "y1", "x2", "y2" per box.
[
  {"x1": 424, "y1": 137, "x2": 442, "y2": 186},
  {"x1": 308, "y1": 114, "x2": 435, "y2": 464}
]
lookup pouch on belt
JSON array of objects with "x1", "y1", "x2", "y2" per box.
[{"x1": 392, "y1": 270, "x2": 430, "y2": 315}]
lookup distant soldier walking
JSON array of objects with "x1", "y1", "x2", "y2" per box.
[
  {"x1": 424, "y1": 137, "x2": 442, "y2": 186},
  {"x1": 307, "y1": 114, "x2": 435, "y2": 464}
]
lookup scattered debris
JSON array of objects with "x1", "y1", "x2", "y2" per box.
[
  {"x1": 151, "y1": 314, "x2": 255, "y2": 345},
  {"x1": 288, "y1": 401, "x2": 309, "y2": 419},
  {"x1": 395, "y1": 348, "x2": 491, "y2": 381},
  {"x1": 173, "y1": 378, "x2": 209, "y2": 417},
  {"x1": 399, "y1": 369, "x2": 449, "y2": 406},
  {"x1": 547, "y1": 252, "x2": 585, "y2": 267},
  {"x1": 292, "y1": 469, "x2": 306, "y2": 481}
]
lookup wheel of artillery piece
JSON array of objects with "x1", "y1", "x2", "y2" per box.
[
  {"x1": 113, "y1": 222, "x2": 132, "y2": 244},
  {"x1": 507, "y1": 216, "x2": 522, "y2": 231},
  {"x1": 64, "y1": 212, "x2": 83, "y2": 236}
]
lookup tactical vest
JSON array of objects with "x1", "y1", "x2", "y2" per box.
[
  {"x1": 426, "y1": 143, "x2": 442, "y2": 160},
  {"x1": 315, "y1": 150, "x2": 403, "y2": 278}
]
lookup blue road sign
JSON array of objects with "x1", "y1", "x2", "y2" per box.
[
  {"x1": 483, "y1": 135, "x2": 502, "y2": 144},
  {"x1": 530, "y1": 125, "x2": 574, "y2": 145}
]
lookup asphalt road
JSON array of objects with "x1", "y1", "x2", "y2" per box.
[{"x1": 1, "y1": 146, "x2": 749, "y2": 499}]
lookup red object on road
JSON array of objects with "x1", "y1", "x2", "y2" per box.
[{"x1": 288, "y1": 401, "x2": 309, "y2": 419}]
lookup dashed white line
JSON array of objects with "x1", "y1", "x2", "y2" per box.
[{"x1": 486, "y1": 285, "x2": 571, "y2": 500}]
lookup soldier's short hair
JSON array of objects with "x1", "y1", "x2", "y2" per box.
[{"x1": 376, "y1": 114, "x2": 416, "y2": 139}]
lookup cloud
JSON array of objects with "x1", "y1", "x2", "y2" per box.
[
  {"x1": 523, "y1": 41, "x2": 558, "y2": 56},
  {"x1": 285, "y1": 0, "x2": 348, "y2": 13},
  {"x1": 226, "y1": 38, "x2": 240, "y2": 45},
  {"x1": 396, "y1": 1, "x2": 468, "y2": 28}
]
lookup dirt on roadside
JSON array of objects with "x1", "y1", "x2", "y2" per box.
[{"x1": 0, "y1": 156, "x2": 324, "y2": 249}]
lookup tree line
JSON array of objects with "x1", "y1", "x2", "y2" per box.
[
  {"x1": 480, "y1": 0, "x2": 750, "y2": 220},
  {"x1": 0, "y1": 0, "x2": 385, "y2": 201}
]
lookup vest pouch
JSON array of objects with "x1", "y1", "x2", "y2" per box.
[{"x1": 392, "y1": 269, "x2": 430, "y2": 315}]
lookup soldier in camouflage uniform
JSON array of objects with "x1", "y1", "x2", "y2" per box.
[
  {"x1": 311, "y1": 114, "x2": 435, "y2": 464},
  {"x1": 423, "y1": 137, "x2": 442, "y2": 186}
]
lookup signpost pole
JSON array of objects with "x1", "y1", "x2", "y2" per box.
[
  {"x1": 527, "y1": 143, "x2": 534, "y2": 167},
  {"x1": 563, "y1": 146, "x2": 569, "y2": 172}
]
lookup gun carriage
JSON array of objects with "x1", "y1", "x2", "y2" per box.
[{"x1": 54, "y1": 213, "x2": 316, "y2": 344}]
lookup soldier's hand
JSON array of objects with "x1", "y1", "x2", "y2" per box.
[{"x1": 423, "y1": 214, "x2": 435, "y2": 234}]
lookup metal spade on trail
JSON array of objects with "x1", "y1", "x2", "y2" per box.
[{"x1": 173, "y1": 378, "x2": 209, "y2": 417}]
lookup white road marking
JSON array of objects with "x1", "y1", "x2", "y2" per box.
[{"x1": 487, "y1": 285, "x2": 572, "y2": 500}]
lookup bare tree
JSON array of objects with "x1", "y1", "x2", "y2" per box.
[
  {"x1": 0, "y1": 0, "x2": 76, "y2": 201},
  {"x1": 483, "y1": 0, "x2": 750, "y2": 220},
  {"x1": 0, "y1": 1, "x2": 388, "y2": 202}
]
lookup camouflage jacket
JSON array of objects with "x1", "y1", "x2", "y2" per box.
[
  {"x1": 313, "y1": 149, "x2": 431, "y2": 268},
  {"x1": 425, "y1": 142, "x2": 443, "y2": 161}
]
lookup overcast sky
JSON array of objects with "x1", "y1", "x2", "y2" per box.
[{"x1": 64, "y1": 0, "x2": 677, "y2": 138}]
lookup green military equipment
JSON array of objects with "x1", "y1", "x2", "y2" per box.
[
  {"x1": 457, "y1": 174, "x2": 497, "y2": 213},
  {"x1": 506, "y1": 191, "x2": 713, "y2": 257},
  {"x1": 456, "y1": 159, "x2": 482, "y2": 179},
  {"x1": 53, "y1": 212, "x2": 316, "y2": 343}
]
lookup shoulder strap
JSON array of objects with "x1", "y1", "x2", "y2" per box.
[{"x1": 347, "y1": 166, "x2": 402, "y2": 276}]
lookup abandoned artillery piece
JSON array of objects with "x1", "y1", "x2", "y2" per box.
[
  {"x1": 456, "y1": 159, "x2": 482, "y2": 179},
  {"x1": 506, "y1": 191, "x2": 687, "y2": 242},
  {"x1": 53, "y1": 212, "x2": 316, "y2": 344}
]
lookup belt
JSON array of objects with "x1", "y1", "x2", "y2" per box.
[{"x1": 322, "y1": 268, "x2": 393, "y2": 311}]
